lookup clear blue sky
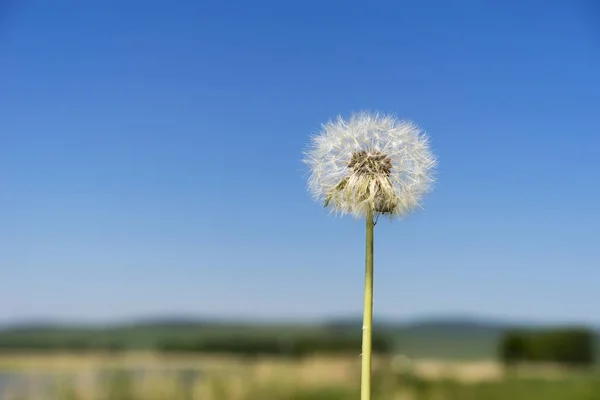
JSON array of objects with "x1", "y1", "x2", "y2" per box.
[{"x1": 1, "y1": 1, "x2": 599, "y2": 325}]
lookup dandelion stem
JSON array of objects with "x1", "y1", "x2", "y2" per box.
[{"x1": 361, "y1": 208, "x2": 374, "y2": 400}]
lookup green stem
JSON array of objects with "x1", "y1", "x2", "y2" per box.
[{"x1": 361, "y1": 209, "x2": 374, "y2": 400}]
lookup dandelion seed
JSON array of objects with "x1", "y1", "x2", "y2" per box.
[{"x1": 304, "y1": 111, "x2": 436, "y2": 219}]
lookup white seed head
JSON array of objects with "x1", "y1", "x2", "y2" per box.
[{"x1": 304, "y1": 111, "x2": 437, "y2": 219}]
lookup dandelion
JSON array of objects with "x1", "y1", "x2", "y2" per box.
[{"x1": 303, "y1": 111, "x2": 436, "y2": 400}]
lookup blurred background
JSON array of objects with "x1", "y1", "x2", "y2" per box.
[{"x1": 1, "y1": 1, "x2": 599, "y2": 399}]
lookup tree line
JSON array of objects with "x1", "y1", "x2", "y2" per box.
[
  {"x1": 156, "y1": 334, "x2": 392, "y2": 357},
  {"x1": 0, "y1": 333, "x2": 393, "y2": 357},
  {"x1": 499, "y1": 327, "x2": 596, "y2": 366}
]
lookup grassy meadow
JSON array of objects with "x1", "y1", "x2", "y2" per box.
[
  {"x1": 1, "y1": 352, "x2": 600, "y2": 399},
  {"x1": 1, "y1": 320, "x2": 599, "y2": 399}
]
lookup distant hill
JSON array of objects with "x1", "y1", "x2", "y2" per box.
[{"x1": 0, "y1": 316, "x2": 597, "y2": 361}]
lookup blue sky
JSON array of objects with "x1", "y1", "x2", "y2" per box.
[{"x1": 1, "y1": 1, "x2": 599, "y2": 325}]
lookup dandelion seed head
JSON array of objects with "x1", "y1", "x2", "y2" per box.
[{"x1": 304, "y1": 111, "x2": 437, "y2": 219}]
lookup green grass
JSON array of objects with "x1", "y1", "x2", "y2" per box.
[{"x1": 423, "y1": 378, "x2": 600, "y2": 400}]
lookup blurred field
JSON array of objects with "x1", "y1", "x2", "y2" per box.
[
  {"x1": 0, "y1": 352, "x2": 501, "y2": 381},
  {"x1": 1, "y1": 320, "x2": 598, "y2": 398},
  {"x1": 1, "y1": 352, "x2": 600, "y2": 399}
]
